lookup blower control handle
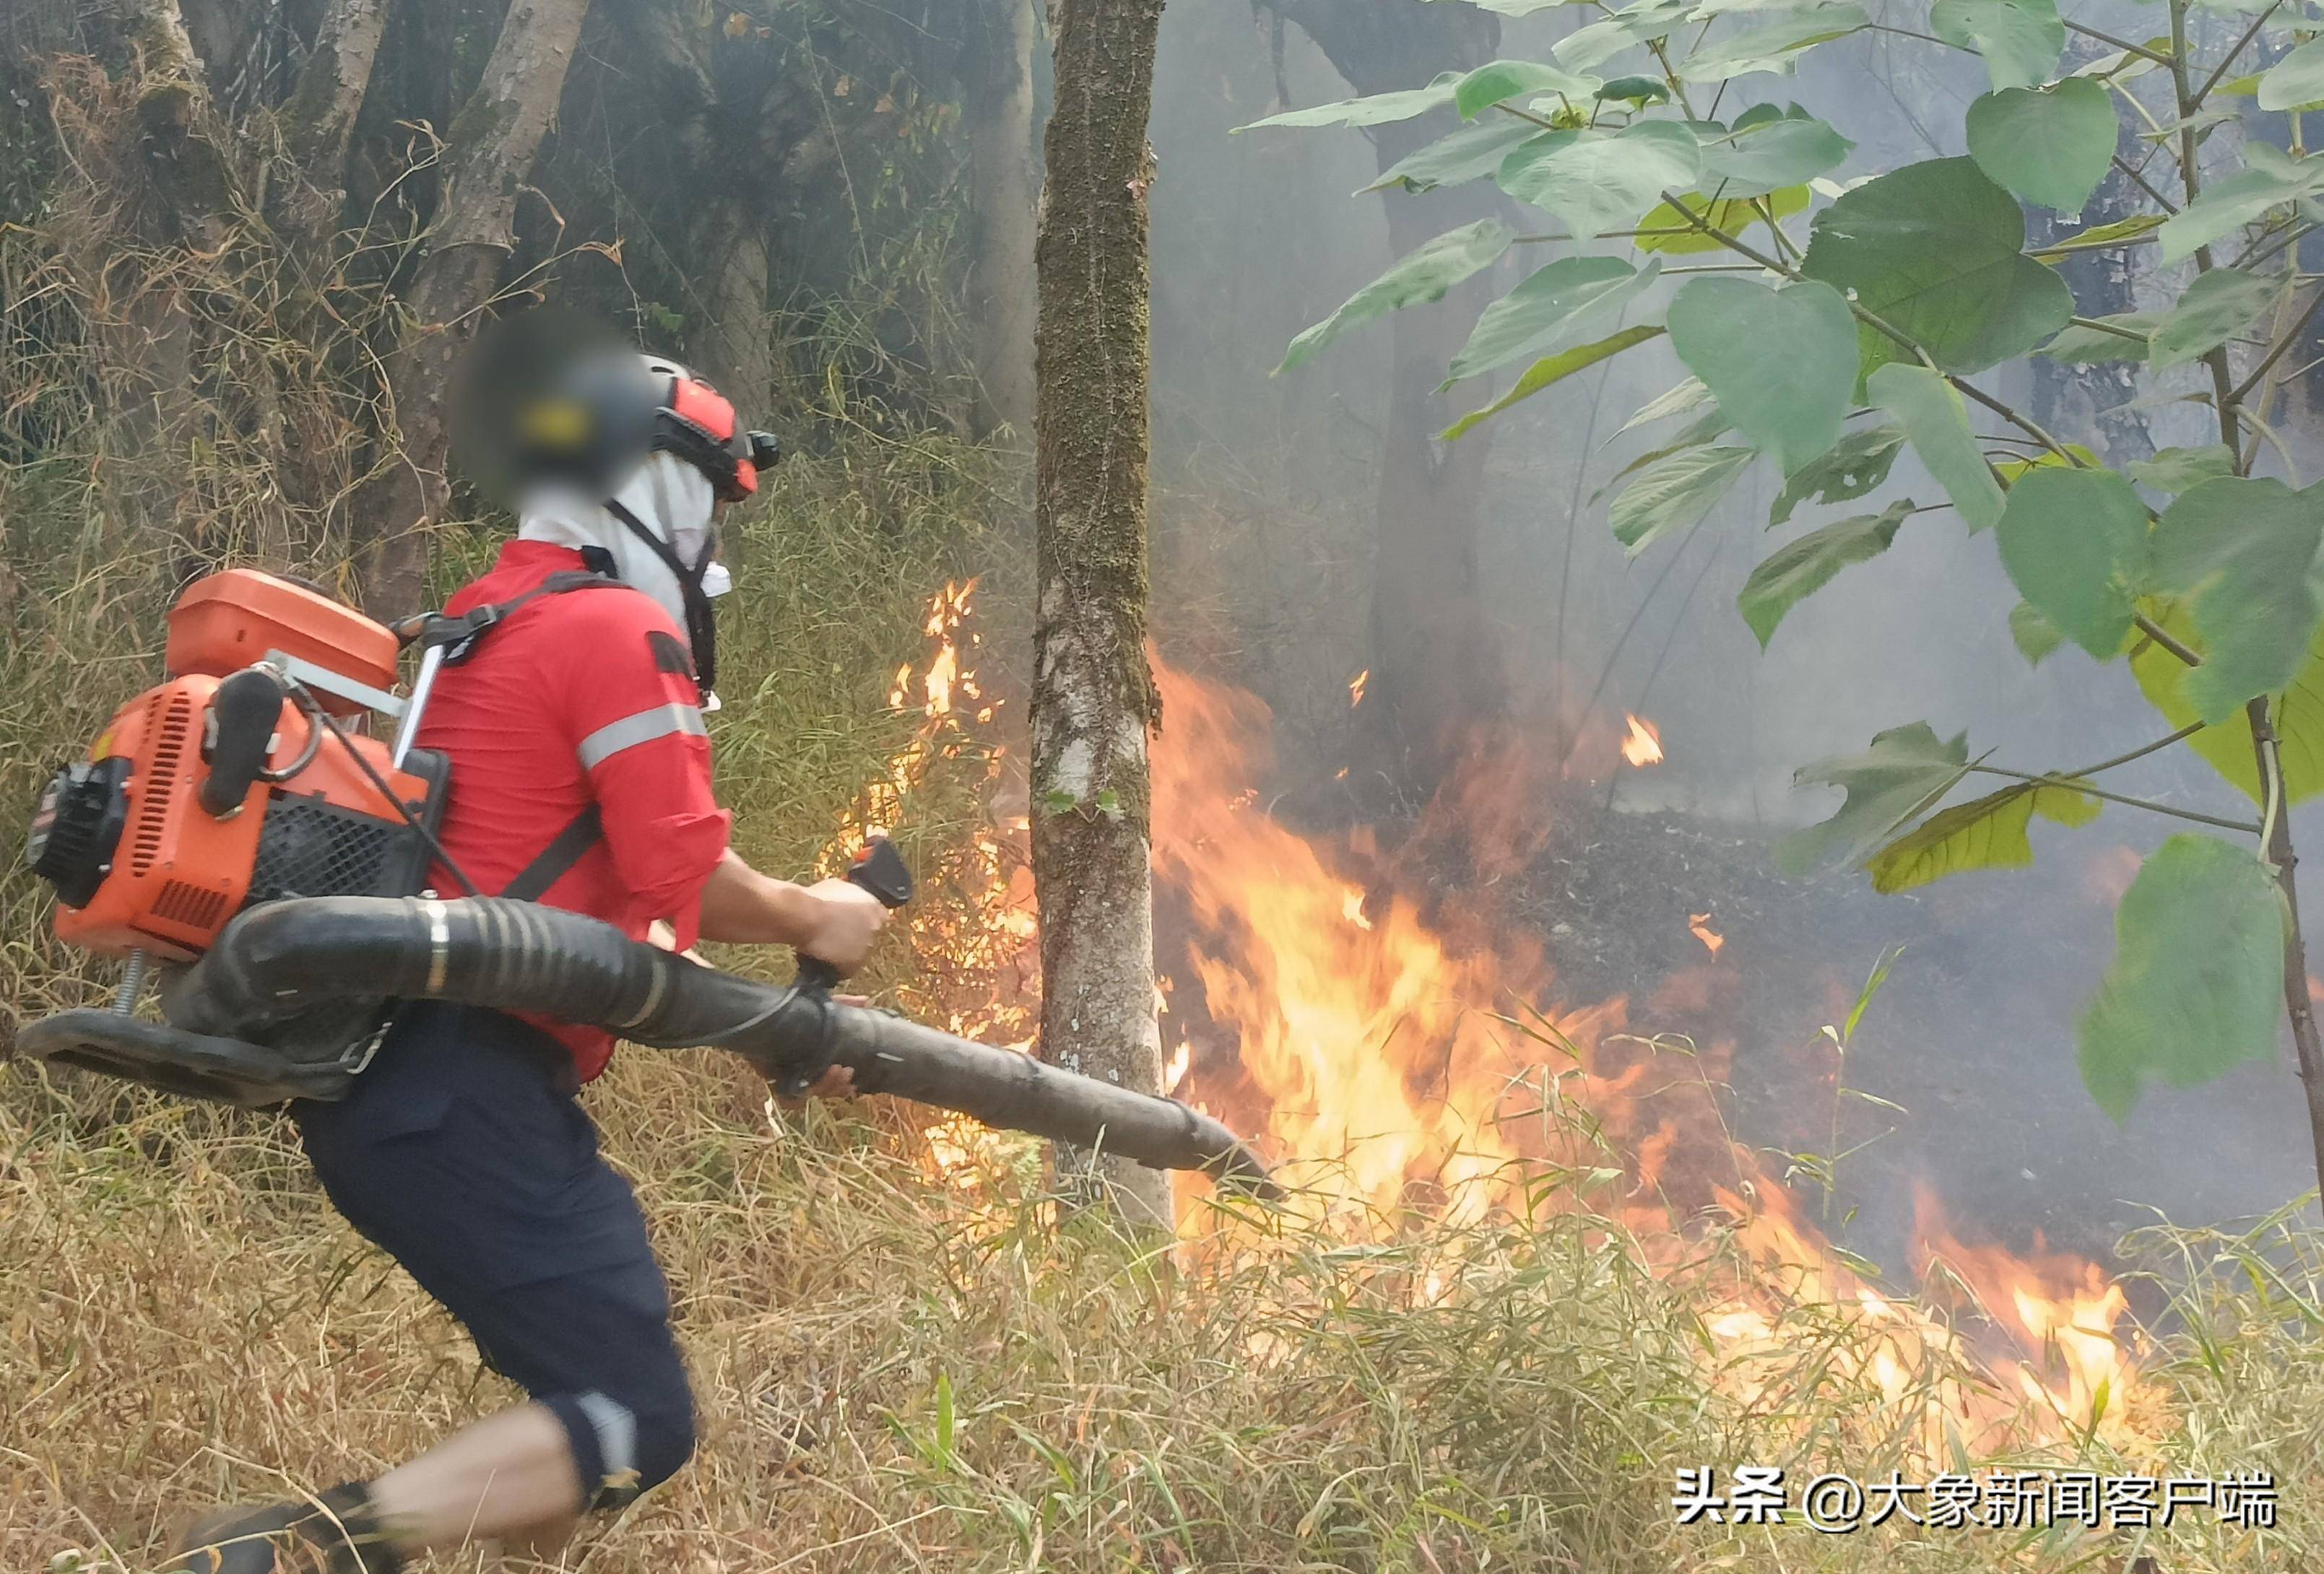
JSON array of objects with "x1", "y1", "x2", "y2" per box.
[{"x1": 793, "y1": 836, "x2": 914, "y2": 993}]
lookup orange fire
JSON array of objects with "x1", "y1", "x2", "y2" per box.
[
  {"x1": 1348, "y1": 668, "x2": 1369, "y2": 707},
  {"x1": 1620, "y1": 713, "x2": 1663, "y2": 766},
  {"x1": 844, "y1": 593, "x2": 2144, "y2": 1455},
  {"x1": 1688, "y1": 913, "x2": 1724, "y2": 957}
]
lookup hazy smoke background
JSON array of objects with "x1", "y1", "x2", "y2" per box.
[{"x1": 1138, "y1": 1, "x2": 2318, "y2": 1269}]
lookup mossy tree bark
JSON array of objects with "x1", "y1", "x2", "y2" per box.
[
  {"x1": 1031, "y1": 0, "x2": 1173, "y2": 1229},
  {"x1": 353, "y1": 0, "x2": 593, "y2": 619}
]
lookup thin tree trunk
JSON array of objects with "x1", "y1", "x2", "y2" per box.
[
  {"x1": 966, "y1": 0, "x2": 1041, "y2": 440},
  {"x1": 1031, "y1": 0, "x2": 1172, "y2": 1228},
  {"x1": 353, "y1": 0, "x2": 593, "y2": 619},
  {"x1": 279, "y1": 0, "x2": 390, "y2": 240},
  {"x1": 695, "y1": 194, "x2": 774, "y2": 409}
]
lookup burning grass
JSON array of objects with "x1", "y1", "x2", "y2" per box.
[{"x1": 4, "y1": 1069, "x2": 2322, "y2": 1573}]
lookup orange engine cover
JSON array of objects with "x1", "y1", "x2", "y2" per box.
[
  {"x1": 167, "y1": 569, "x2": 399, "y2": 718},
  {"x1": 52, "y1": 675, "x2": 435, "y2": 960}
]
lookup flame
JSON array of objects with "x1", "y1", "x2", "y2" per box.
[
  {"x1": 1688, "y1": 913, "x2": 1724, "y2": 958},
  {"x1": 1348, "y1": 669, "x2": 1369, "y2": 707},
  {"x1": 1620, "y1": 713, "x2": 1663, "y2": 766},
  {"x1": 839, "y1": 594, "x2": 2146, "y2": 1457}
]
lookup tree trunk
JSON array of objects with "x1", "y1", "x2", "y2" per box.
[
  {"x1": 694, "y1": 194, "x2": 775, "y2": 409},
  {"x1": 1031, "y1": 0, "x2": 1172, "y2": 1229},
  {"x1": 353, "y1": 0, "x2": 593, "y2": 619},
  {"x1": 1268, "y1": 0, "x2": 1505, "y2": 796},
  {"x1": 965, "y1": 0, "x2": 1042, "y2": 440},
  {"x1": 279, "y1": 0, "x2": 391, "y2": 240}
]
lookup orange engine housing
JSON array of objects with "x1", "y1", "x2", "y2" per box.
[{"x1": 40, "y1": 571, "x2": 441, "y2": 961}]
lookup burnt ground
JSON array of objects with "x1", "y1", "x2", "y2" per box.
[{"x1": 1503, "y1": 799, "x2": 2318, "y2": 1277}]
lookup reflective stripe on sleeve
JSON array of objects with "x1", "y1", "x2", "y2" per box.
[{"x1": 577, "y1": 702, "x2": 708, "y2": 769}]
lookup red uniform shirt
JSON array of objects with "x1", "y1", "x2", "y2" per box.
[{"x1": 416, "y1": 540, "x2": 732, "y2": 1080}]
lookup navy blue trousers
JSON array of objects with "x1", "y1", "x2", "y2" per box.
[{"x1": 294, "y1": 1002, "x2": 695, "y2": 1509}]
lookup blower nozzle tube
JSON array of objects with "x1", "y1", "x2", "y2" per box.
[{"x1": 160, "y1": 895, "x2": 1278, "y2": 1198}]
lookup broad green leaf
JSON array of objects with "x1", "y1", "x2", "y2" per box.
[
  {"x1": 1778, "y1": 722, "x2": 1973, "y2": 875},
  {"x1": 1678, "y1": 4, "x2": 1870, "y2": 82},
  {"x1": 2148, "y1": 267, "x2": 2281, "y2": 370},
  {"x1": 1697, "y1": 113, "x2": 1855, "y2": 196},
  {"x1": 1995, "y1": 466, "x2": 2150, "y2": 658},
  {"x1": 2009, "y1": 600, "x2": 2065, "y2": 665},
  {"x1": 2158, "y1": 153, "x2": 2324, "y2": 264},
  {"x1": 1739, "y1": 498, "x2": 1912, "y2": 646},
  {"x1": 2149, "y1": 477, "x2": 2324, "y2": 723},
  {"x1": 1596, "y1": 408, "x2": 1735, "y2": 498},
  {"x1": 1454, "y1": 59, "x2": 1600, "y2": 119},
  {"x1": 1964, "y1": 79, "x2": 2116, "y2": 214},
  {"x1": 1239, "y1": 74, "x2": 1460, "y2": 131},
  {"x1": 1421, "y1": 0, "x2": 1571, "y2": 18},
  {"x1": 1447, "y1": 256, "x2": 1660, "y2": 383},
  {"x1": 2039, "y1": 314, "x2": 2156, "y2": 365},
  {"x1": 1993, "y1": 443, "x2": 2099, "y2": 483},
  {"x1": 1444, "y1": 324, "x2": 1668, "y2": 440},
  {"x1": 1598, "y1": 75, "x2": 1674, "y2": 105},
  {"x1": 1865, "y1": 779, "x2": 2100, "y2": 894},
  {"x1": 1608, "y1": 443, "x2": 1756, "y2": 554},
  {"x1": 2129, "y1": 599, "x2": 2324, "y2": 802},
  {"x1": 1930, "y1": 0, "x2": 2064, "y2": 91},
  {"x1": 1867, "y1": 363, "x2": 2006, "y2": 531},
  {"x1": 2130, "y1": 444, "x2": 2236, "y2": 494},
  {"x1": 1280, "y1": 219, "x2": 1514, "y2": 374},
  {"x1": 1365, "y1": 120, "x2": 1541, "y2": 194},
  {"x1": 1634, "y1": 186, "x2": 1810, "y2": 253},
  {"x1": 1617, "y1": 375, "x2": 1714, "y2": 434},
  {"x1": 2030, "y1": 212, "x2": 2165, "y2": 261},
  {"x1": 2077, "y1": 834, "x2": 2286, "y2": 1123},
  {"x1": 1770, "y1": 419, "x2": 1906, "y2": 526},
  {"x1": 1498, "y1": 121, "x2": 1704, "y2": 240},
  {"x1": 1667, "y1": 277, "x2": 1856, "y2": 474},
  {"x1": 1800, "y1": 158, "x2": 2074, "y2": 377},
  {"x1": 1556, "y1": 0, "x2": 1695, "y2": 70},
  {"x1": 2258, "y1": 35, "x2": 2324, "y2": 110}
]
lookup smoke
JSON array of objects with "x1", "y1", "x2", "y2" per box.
[{"x1": 1139, "y1": 0, "x2": 2317, "y2": 1268}]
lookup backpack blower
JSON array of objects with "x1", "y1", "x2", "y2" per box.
[{"x1": 13, "y1": 569, "x2": 1275, "y2": 1198}]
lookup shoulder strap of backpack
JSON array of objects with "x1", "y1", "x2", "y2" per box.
[
  {"x1": 422, "y1": 570, "x2": 626, "y2": 666},
  {"x1": 501, "y1": 803, "x2": 605, "y2": 901}
]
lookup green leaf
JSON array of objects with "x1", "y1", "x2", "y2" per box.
[
  {"x1": 1238, "y1": 74, "x2": 1460, "y2": 131},
  {"x1": 1608, "y1": 443, "x2": 1756, "y2": 554},
  {"x1": 1420, "y1": 0, "x2": 1571, "y2": 14},
  {"x1": 1778, "y1": 722, "x2": 1973, "y2": 875},
  {"x1": 1634, "y1": 186, "x2": 1810, "y2": 253},
  {"x1": 1498, "y1": 121, "x2": 1704, "y2": 240},
  {"x1": 2129, "y1": 600, "x2": 2324, "y2": 802},
  {"x1": 1964, "y1": 79, "x2": 2117, "y2": 214},
  {"x1": 1739, "y1": 498, "x2": 1912, "y2": 647},
  {"x1": 2029, "y1": 211, "x2": 2165, "y2": 261},
  {"x1": 1993, "y1": 443, "x2": 2099, "y2": 483},
  {"x1": 1444, "y1": 324, "x2": 1667, "y2": 440},
  {"x1": 1995, "y1": 466, "x2": 2150, "y2": 658},
  {"x1": 2258, "y1": 35, "x2": 2324, "y2": 111},
  {"x1": 2129, "y1": 444, "x2": 2237, "y2": 494},
  {"x1": 2038, "y1": 314, "x2": 2156, "y2": 365},
  {"x1": 1769, "y1": 419, "x2": 1906, "y2": 526},
  {"x1": 2009, "y1": 600, "x2": 2065, "y2": 665},
  {"x1": 2149, "y1": 477, "x2": 2324, "y2": 723},
  {"x1": 1800, "y1": 158, "x2": 2074, "y2": 377},
  {"x1": 1597, "y1": 74, "x2": 1674, "y2": 104},
  {"x1": 1557, "y1": 1, "x2": 1695, "y2": 70},
  {"x1": 1280, "y1": 219, "x2": 1514, "y2": 374},
  {"x1": 2077, "y1": 835, "x2": 2286, "y2": 1123},
  {"x1": 2148, "y1": 267, "x2": 2281, "y2": 370},
  {"x1": 1865, "y1": 779, "x2": 2101, "y2": 894},
  {"x1": 1454, "y1": 59, "x2": 1600, "y2": 119},
  {"x1": 1365, "y1": 120, "x2": 1541, "y2": 194},
  {"x1": 1678, "y1": 4, "x2": 1870, "y2": 82},
  {"x1": 2158, "y1": 150, "x2": 2324, "y2": 264},
  {"x1": 1866, "y1": 363, "x2": 2006, "y2": 531},
  {"x1": 1447, "y1": 256, "x2": 1660, "y2": 383},
  {"x1": 1667, "y1": 277, "x2": 1856, "y2": 474},
  {"x1": 1697, "y1": 113, "x2": 1855, "y2": 196},
  {"x1": 1618, "y1": 375, "x2": 1714, "y2": 434},
  {"x1": 1930, "y1": 0, "x2": 2065, "y2": 91}
]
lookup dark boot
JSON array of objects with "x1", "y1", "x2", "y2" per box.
[{"x1": 168, "y1": 1483, "x2": 403, "y2": 1574}]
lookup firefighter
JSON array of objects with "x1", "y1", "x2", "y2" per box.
[{"x1": 170, "y1": 357, "x2": 889, "y2": 1571}]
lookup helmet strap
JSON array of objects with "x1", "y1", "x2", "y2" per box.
[{"x1": 604, "y1": 497, "x2": 719, "y2": 696}]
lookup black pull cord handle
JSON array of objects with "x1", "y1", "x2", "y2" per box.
[{"x1": 780, "y1": 838, "x2": 914, "y2": 1096}]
